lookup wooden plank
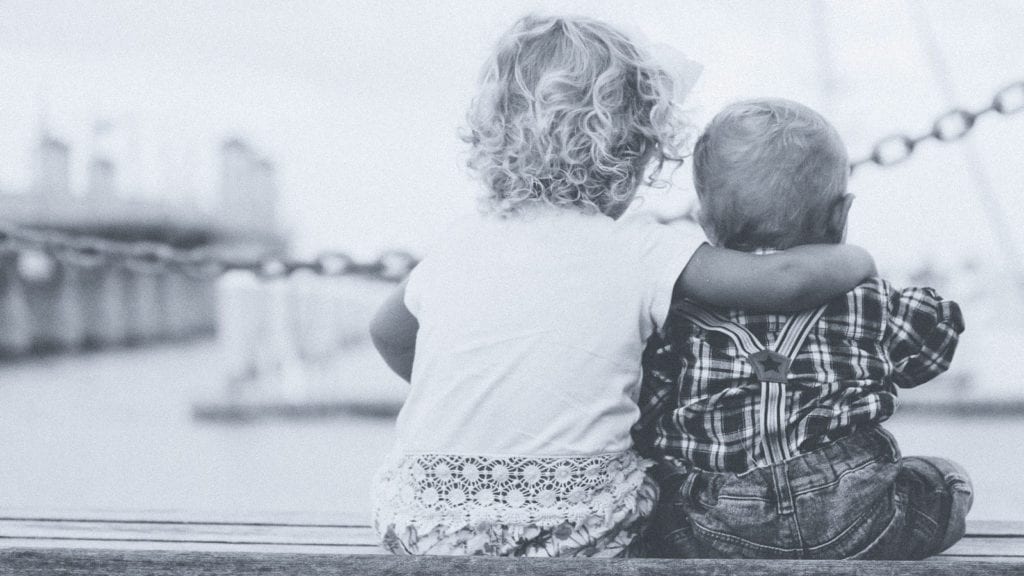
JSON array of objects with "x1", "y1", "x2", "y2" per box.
[
  {"x1": 4, "y1": 511, "x2": 1018, "y2": 536},
  {"x1": 4, "y1": 532, "x2": 1020, "y2": 560},
  {"x1": 0, "y1": 519, "x2": 379, "y2": 546},
  {"x1": 2, "y1": 548, "x2": 1022, "y2": 575},
  {"x1": 0, "y1": 513, "x2": 383, "y2": 556},
  {"x1": 941, "y1": 536, "x2": 1024, "y2": 557},
  {"x1": 939, "y1": 556, "x2": 1024, "y2": 563},
  {"x1": 965, "y1": 521, "x2": 1024, "y2": 537},
  {"x1": 2, "y1": 514, "x2": 1021, "y2": 557},
  {"x1": 0, "y1": 508, "x2": 368, "y2": 527},
  {"x1": 0, "y1": 538, "x2": 377, "y2": 555}
]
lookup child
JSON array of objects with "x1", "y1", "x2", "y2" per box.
[
  {"x1": 369, "y1": 17, "x2": 875, "y2": 557},
  {"x1": 633, "y1": 98, "x2": 971, "y2": 559}
]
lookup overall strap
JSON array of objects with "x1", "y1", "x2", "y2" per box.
[
  {"x1": 675, "y1": 301, "x2": 828, "y2": 466},
  {"x1": 756, "y1": 305, "x2": 828, "y2": 465},
  {"x1": 672, "y1": 301, "x2": 765, "y2": 357}
]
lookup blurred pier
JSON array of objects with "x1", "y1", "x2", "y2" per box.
[{"x1": 0, "y1": 133, "x2": 285, "y2": 356}]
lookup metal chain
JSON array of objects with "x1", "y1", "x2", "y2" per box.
[
  {"x1": 850, "y1": 80, "x2": 1024, "y2": 172},
  {"x1": 2, "y1": 82, "x2": 1021, "y2": 280},
  {"x1": 0, "y1": 221, "x2": 417, "y2": 282}
]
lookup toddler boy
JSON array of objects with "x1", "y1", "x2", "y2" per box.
[{"x1": 633, "y1": 98, "x2": 971, "y2": 559}]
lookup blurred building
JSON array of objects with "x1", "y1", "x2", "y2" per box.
[
  {"x1": 220, "y1": 138, "x2": 279, "y2": 231},
  {"x1": 0, "y1": 130, "x2": 286, "y2": 356},
  {"x1": 87, "y1": 157, "x2": 116, "y2": 199},
  {"x1": 33, "y1": 136, "x2": 70, "y2": 198}
]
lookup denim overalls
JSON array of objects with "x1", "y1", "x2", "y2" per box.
[{"x1": 645, "y1": 303, "x2": 973, "y2": 560}]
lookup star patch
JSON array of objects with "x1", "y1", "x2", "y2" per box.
[{"x1": 748, "y1": 350, "x2": 791, "y2": 383}]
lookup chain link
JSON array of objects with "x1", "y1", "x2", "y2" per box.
[
  {"x1": 850, "y1": 80, "x2": 1024, "y2": 171},
  {"x1": 2, "y1": 81, "x2": 1020, "y2": 279},
  {"x1": 0, "y1": 221, "x2": 416, "y2": 283}
]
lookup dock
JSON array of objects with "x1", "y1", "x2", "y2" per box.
[{"x1": 1, "y1": 510, "x2": 1021, "y2": 574}]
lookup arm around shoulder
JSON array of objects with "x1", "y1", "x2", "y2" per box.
[
  {"x1": 677, "y1": 243, "x2": 876, "y2": 313},
  {"x1": 369, "y1": 281, "x2": 419, "y2": 383}
]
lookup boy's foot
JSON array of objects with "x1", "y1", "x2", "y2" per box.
[{"x1": 901, "y1": 456, "x2": 974, "y2": 556}]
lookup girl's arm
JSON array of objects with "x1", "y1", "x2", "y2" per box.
[
  {"x1": 677, "y1": 243, "x2": 876, "y2": 313},
  {"x1": 369, "y1": 281, "x2": 418, "y2": 382}
]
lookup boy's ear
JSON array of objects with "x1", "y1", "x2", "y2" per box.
[{"x1": 829, "y1": 194, "x2": 855, "y2": 243}]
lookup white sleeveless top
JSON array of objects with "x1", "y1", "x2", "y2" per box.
[
  {"x1": 375, "y1": 207, "x2": 703, "y2": 531},
  {"x1": 397, "y1": 207, "x2": 704, "y2": 456}
]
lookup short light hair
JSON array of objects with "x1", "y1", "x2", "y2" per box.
[
  {"x1": 463, "y1": 15, "x2": 687, "y2": 216},
  {"x1": 692, "y1": 98, "x2": 848, "y2": 250}
]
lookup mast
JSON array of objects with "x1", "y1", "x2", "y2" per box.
[
  {"x1": 907, "y1": 0, "x2": 1024, "y2": 292},
  {"x1": 810, "y1": 0, "x2": 840, "y2": 114}
]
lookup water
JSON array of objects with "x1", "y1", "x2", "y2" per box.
[
  {"x1": 0, "y1": 340, "x2": 1021, "y2": 522},
  {"x1": 0, "y1": 341, "x2": 404, "y2": 518}
]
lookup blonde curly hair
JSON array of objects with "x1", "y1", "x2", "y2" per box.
[{"x1": 463, "y1": 15, "x2": 687, "y2": 216}]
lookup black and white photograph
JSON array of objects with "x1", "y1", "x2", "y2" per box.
[{"x1": 1, "y1": 1, "x2": 1022, "y2": 573}]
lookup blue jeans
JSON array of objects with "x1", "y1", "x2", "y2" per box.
[{"x1": 642, "y1": 426, "x2": 973, "y2": 559}]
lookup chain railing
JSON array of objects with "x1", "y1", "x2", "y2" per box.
[
  {"x1": 1, "y1": 80, "x2": 1022, "y2": 281},
  {"x1": 849, "y1": 80, "x2": 1024, "y2": 171},
  {"x1": 0, "y1": 221, "x2": 417, "y2": 283}
]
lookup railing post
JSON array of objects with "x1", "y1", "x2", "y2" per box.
[{"x1": 0, "y1": 254, "x2": 32, "y2": 356}]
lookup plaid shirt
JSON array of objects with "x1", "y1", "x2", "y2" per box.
[{"x1": 632, "y1": 277, "x2": 965, "y2": 473}]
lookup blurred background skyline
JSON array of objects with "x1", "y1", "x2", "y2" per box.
[{"x1": 1, "y1": 0, "x2": 1022, "y2": 269}]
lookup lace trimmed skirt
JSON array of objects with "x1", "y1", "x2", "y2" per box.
[{"x1": 371, "y1": 449, "x2": 658, "y2": 557}]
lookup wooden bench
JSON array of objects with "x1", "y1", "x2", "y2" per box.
[{"x1": 1, "y1": 510, "x2": 1022, "y2": 574}]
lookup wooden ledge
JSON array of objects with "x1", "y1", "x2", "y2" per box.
[
  {"x1": 3, "y1": 549, "x2": 1022, "y2": 576},
  {"x1": 1, "y1": 511, "x2": 1022, "y2": 574}
]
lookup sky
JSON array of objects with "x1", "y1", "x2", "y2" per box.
[{"x1": 1, "y1": 0, "x2": 1023, "y2": 274}]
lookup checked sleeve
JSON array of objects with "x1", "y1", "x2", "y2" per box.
[
  {"x1": 885, "y1": 285, "x2": 965, "y2": 389},
  {"x1": 632, "y1": 332, "x2": 686, "y2": 459}
]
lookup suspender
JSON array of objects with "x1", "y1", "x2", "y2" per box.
[{"x1": 676, "y1": 301, "x2": 828, "y2": 466}]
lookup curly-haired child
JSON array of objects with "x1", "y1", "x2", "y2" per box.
[{"x1": 369, "y1": 16, "x2": 876, "y2": 557}]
